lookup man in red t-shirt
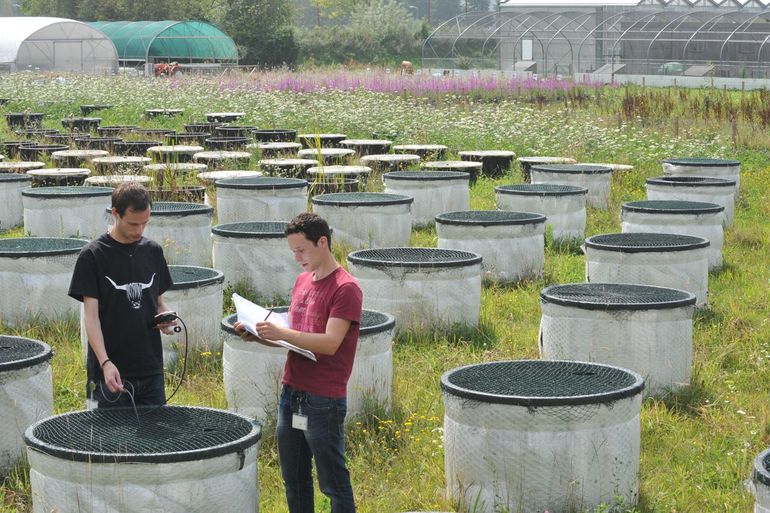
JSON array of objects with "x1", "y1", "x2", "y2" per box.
[{"x1": 235, "y1": 212, "x2": 362, "y2": 513}]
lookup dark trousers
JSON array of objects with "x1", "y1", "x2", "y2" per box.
[
  {"x1": 277, "y1": 385, "x2": 356, "y2": 513},
  {"x1": 88, "y1": 374, "x2": 166, "y2": 409}
]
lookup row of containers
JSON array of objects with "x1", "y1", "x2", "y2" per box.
[{"x1": 0, "y1": 157, "x2": 759, "y2": 512}]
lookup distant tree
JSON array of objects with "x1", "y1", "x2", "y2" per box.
[
  {"x1": 309, "y1": 0, "x2": 361, "y2": 25},
  {"x1": 219, "y1": 0, "x2": 298, "y2": 67}
]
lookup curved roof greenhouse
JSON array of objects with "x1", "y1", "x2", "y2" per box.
[
  {"x1": 0, "y1": 17, "x2": 118, "y2": 73},
  {"x1": 88, "y1": 20, "x2": 238, "y2": 64}
]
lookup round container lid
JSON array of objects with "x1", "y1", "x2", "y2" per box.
[
  {"x1": 753, "y1": 448, "x2": 770, "y2": 487},
  {"x1": 307, "y1": 165, "x2": 371, "y2": 176},
  {"x1": 297, "y1": 148, "x2": 355, "y2": 157},
  {"x1": 22, "y1": 186, "x2": 112, "y2": 198},
  {"x1": 530, "y1": 164, "x2": 612, "y2": 174},
  {"x1": 148, "y1": 145, "x2": 204, "y2": 154},
  {"x1": 540, "y1": 283, "x2": 696, "y2": 310},
  {"x1": 584, "y1": 233, "x2": 710, "y2": 253},
  {"x1": 663, "y1": 157, "x2": 740, "y2": 167},
  {"x1": 0, "y1": 237, "x2": 88, "y2": 256},
  {"x1": 24, "y1": 406, "x2": 260, "y2": 464},
  {"x1": 215, "y1": 176, "x2": 308, "y2": 190},
  {"x1": 495, "y1": 184, "x2": 588, "y2": 196},
  {"x1": 622, "y1": 200, "x2": 724, "y2": 214},
  {"x1": 421, "y1": 160, "x2": 482, "y2": 170},
  {"x1": 198, "y1": 170, "x2": 260, "y2": 182},
  {"x1": 259, "y1": 158, "x2": 317, "y2": 167},
  {"x1": 646, "y1": 176, "x2": 736, "y2": 187},
  {"x1": 85, "y1": 175, "x2": 152, "y2": 186},
  {"x1": 151, "y1": 202, "x2": 213, "y2": 216},
  {"x1": 359, "y1": 309, "x2": 396, "y2": 336},
  {"x1": 384, "y1": 170, "x2": 469, "y2": 181},
  {"x1": 194, "y1": 151, "x2": 251, "y2": 159},
  {"x1": 393, "y1": 144, "x2": 447, "y2": 151},
  {"x1": 340, "y1": 139, "x2": 391, "y2": 145},
  {"x1": 0, "y1": 161, "x2": 45, "y2": 171},
  {"x1": 0, "y1": 173, "x2": 32, "y2": 183},
  {"x1": 257, "y1": 142, "x2": 301, "y2": 149},
  {"x1": 517, "y1": 156, "x2": 576, "y2": 164},
  {"x1": 298, "y1": 133, "x2": 347, "y2": 138},
  {"x1": 361, "y1": 154, "x2": 420, "y2": 162},
  {"x1": 212, "y1": 221, "x2": 288, "y2": 238},
  {"x1": 0, "y1": 335, "x2": 53, "y2": 372},
  {"x1": 27, "y1": 168, "x2": 90, "y2": 178},
  {"x1": 441, "y1": 360, "x2": 644, "y2": 406},
  {"x1": 312, "y1": 192, "x2": 413, "y2": 206},
  {"x1": 435, "y1": 210, "x2": 546, "y2": 226},
  {"x1": 458, "y1": 150, "x2": 516, "y2": 157},
  {"x1": 52, "y1": 150, "x2": 109, "y2": 158},
  {"x1": 348, "y1": 247, "x2": 482, "y2": 269},
  {"x1": 144, "y1": 163, "x2": 208, "y2": 173},
  {"x1": 94, "y1": 156, "x2": 152, "y2": 164},
  {"x1": 169, "y1": 265, "x2": 224, "y2": 289}
]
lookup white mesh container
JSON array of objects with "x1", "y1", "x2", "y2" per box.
[
  {"x1": 143, "y1": 202, "x2": 214, "y2": 267},
  {"x1": 621, "y1": 200, "x2": 725, "y2": 270},
  {"x1": 663, "y1": 157, "x2": 741, "y2": 196},
  {"x1": 347, "y1": 309, "x2": 395, "y2": 418},
  {"x1": 442, "y1": 360, "x2": 644, "y2": 513},
  {"x1": 221, "y1": 312, "x2": 288, "y2": 427},
  {"x1": 0, "y1": 336, "x2": 53, "y2": 477},
  {"x1": 0, "y1": 173, "x2": 32, "y2": 231},
  {"x1": 436, "y1": 210, "x2": 545, "y2": 283},
  {"x1": 751, "y1": 448, "x2": 770, "y2": 513},
  {"x1": 539, "y1": 283, "x2": 696, "y2": 397},
  {"x1": 311, "y1": 192, "x2": 413, "y2": 249},
  {"x1": 347, "y1": 248, "x2": 482, "y2": 332},
  {"x1": 383, "y1": 171, "x2": 470, "y2": 227},
  {"x1": 215, "y1": 177, "x2": 308, "y2": 225},
  {"x1": 24, "y1": 406, "x2": 261, "y2": 513},
  {"x1": 495, "y1": 184, "x2": 587, "y2": 243},
  {"x1": 212, "y1": 222, "x2": 298, "y2": 301},
  {"x1": 162, "y1": 266, "x2": 225, "y2": 361},
  {"x1": 531, "y1": 164, "x2": 613, "y2": 210},
  {"x1": 22, "y1": 186, "x2": 112, "y2": 239},
  {"x1": 646, "y1": 176, "x2": 736, "y2": 227},
  {"x1": 585, "y1": 233, "x2": 710, "y2": 308},
  {"x1": 0, "y1": 238, "x2": 88, "y2": 327}
]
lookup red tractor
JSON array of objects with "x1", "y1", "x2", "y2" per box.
[{"x1": 153, "y1": 62, "x2": 182, "y2": 78}]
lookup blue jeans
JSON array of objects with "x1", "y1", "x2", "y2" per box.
[
  {"x1": 88, "y1": 374, "x2": 166, "y2": 409},
  {"x1": 277, "y1": 385, "x2": 355, "y2": 513}
]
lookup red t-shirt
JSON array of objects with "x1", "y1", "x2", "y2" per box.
[{"x1": 281, "y1": 266, "x2": 363, "y2": 398}]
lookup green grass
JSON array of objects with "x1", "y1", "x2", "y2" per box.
[{"x1": 1, "y1": 73, "x2": 770, "y2": 512}]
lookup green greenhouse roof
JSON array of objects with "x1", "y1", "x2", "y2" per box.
[{"x1": 88, "y1": 20, "x2": 238, "y2": 62}]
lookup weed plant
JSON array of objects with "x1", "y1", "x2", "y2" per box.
[{"x1": 1, "y1": 72, "x2": 769, "y2": 512}]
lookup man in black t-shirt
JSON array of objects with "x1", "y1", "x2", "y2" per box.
[{"x1": 69, "y1": 182, "x2": 177, "y2": 408}]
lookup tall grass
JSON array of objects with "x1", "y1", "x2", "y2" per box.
[{"x1": 1, "y1": 72, "x2": 769, "y2": 512}]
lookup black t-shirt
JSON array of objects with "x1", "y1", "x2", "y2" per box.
[{"x1": 69, "y1": 233, "x2": 172, "y2": 382}]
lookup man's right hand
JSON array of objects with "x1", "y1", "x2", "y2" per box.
[
  {"x1": 233, "y1": 320, "x2": 259, "y2": 342},
  {"x1": 102, "y1": 361, "x2": 125, "y2": 393}
]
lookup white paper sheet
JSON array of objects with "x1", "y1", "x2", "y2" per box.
[{"x1": 232, "y1": 293, "x2": 316, "y2": 361}]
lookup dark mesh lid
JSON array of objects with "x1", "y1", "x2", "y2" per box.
[
  {"x1": 663, "y1": 157, "x2": 739, "y2": 167},
  {"x1": 495, "y1": 184, "x2": 588, "y2": 196},
  {"x1": 384, "y1": 171, "x2": 470, "y2": 181},
  {"x1": 169, "y1": 265, "x2": 224, "y2": 290},
  {"x1": 646, "y1": 176, "x2": 736, "y2": 187},
  {"x1": 222, "y1": 308, "x2": 394, "y2": 335},
  {"x1": 622, "y1": 200, "x2": 724, "y2": 214},
  {"x1": 441, "y1": 360, "x2": 644, "y2": 406},
  {"x1": 0, "y1": 173, "x2": 32, "y2": 183},
  {"x1": 348, "y1": 247, "x2": 482, "y2": 269},
  {"x1": 540, "y1": 283, "x2": 696, "y2": 310},
  {"x1": 530, "y1": 164, "x2": 611, "y2": 174},
  {"x1": 22, "y1": 186, "x2": 111, "y2": 198},
  {"x1": 151, "y1": 202, "x2": 214, "y2": 216},
  {"x1": 312, "y1": 192, "x2": 413, "y2": 206},
  {"x1": 216, "y1": 176, "x2": 308, "y2": 190},
  {"x1": 212, "y1": 221, "x2": 288, "y2": 238},
  {"x1": 0, "y1": 335, "x2": 53, "y2": 372},
  {"x1": 585, "y1": 233, "x2": 710, "y2": 253},
  {"x1": 752, "y1": 448, "x2": 770, "y2": 487},
  {"x1": 0, "y1": 237, "x2": 88, "y2": 256},
  {"x1": 359, "y1": 309, "x2": 396, "y2": 335},
  {"x1": 24, "y1": 406, "x2": 260, "y2": 464},
  {"x1": 435, "y1": 210, "x2": 546, "y2": 226}
]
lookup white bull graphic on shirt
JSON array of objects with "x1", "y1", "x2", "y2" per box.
[{"x1": 106, "y1": 274, "x2": 155, "y2": 309}]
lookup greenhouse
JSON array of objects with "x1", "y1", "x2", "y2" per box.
[
  {"x1": 423, "y1": 0, "x2": 770, "y2": 78},
  {"x1": 0, "y1": 17, "x2": 117, "y2": 73},
  {"x1": 87, "y1": 20, "x2": 238, "y2": 68}
]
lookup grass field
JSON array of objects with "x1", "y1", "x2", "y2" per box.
[{"x1": 1, "y1": 71, "x2": 769, "y2": 512}]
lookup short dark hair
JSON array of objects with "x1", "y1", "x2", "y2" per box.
[
  {"x1": 112, "y1": 181, "x2": 151, "y2": 216},
  {"x1": 285, "y1": 212, "x2": 332, "y2": 248}
]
